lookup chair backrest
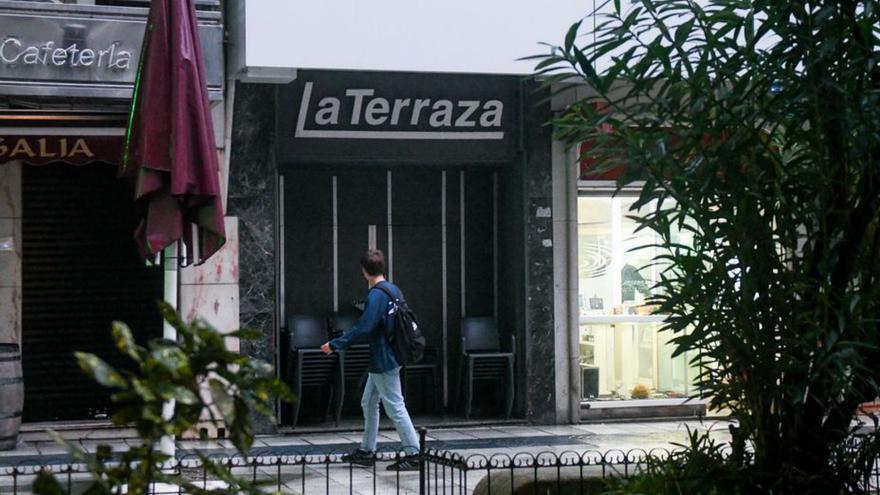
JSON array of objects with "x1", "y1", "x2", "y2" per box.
[
  {"x1": 287, "y1": 315, "x2": 327, "y2": 349},
  {"x1": 461, "y1": 317, "x2": 500, "y2": 352},
  {"x1": 327, "y1": 312, "x2": 358, "y2": 338}
]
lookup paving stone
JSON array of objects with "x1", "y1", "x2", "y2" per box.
[{"x1": 424, "y1": 429, "x2": 478, "y2": 441}]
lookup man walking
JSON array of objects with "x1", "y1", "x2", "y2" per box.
[{"x1": 320, "y1": 249, "x2": 420, "y2": 471}]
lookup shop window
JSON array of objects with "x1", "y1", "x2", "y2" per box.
[{"x1": 577, "y1": 194, "x2": 698, "y2": 401}]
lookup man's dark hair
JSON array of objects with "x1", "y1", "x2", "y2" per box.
[{"x1": 360, "y1": 249, "x2": 386, "y2": 276}]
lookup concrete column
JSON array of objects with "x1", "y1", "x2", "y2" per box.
[
  {"x1": 179, "y1": 217, "x2": 240, "y2": 352},
  {"x1": 178, "y1": 217, "x2": 239, "y2": 439},
  {"x1": 0, "y1": 162, "x2": 21, "y2": 345}
]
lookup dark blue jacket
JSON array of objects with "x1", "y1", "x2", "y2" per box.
[{"x1": 328, "y1": 280, "x2": 400, "y2": 373}]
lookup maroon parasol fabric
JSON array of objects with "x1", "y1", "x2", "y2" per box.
[{"x1": 121, "y1": 0, "x2": 225, "y2": 265}]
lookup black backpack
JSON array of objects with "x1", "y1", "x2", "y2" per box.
[{"x1": 372, "y1": 284, "x2": 426, "y2": 365}]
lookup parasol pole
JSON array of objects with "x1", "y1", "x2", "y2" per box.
[{"x1": 159, "y1": 241, "x2": 179, "y2": 459}]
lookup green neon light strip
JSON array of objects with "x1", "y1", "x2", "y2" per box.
[{"x1": 122, "y1": 17, "x2": 153, "y2": 171}]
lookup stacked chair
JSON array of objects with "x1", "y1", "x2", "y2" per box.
[
  {"x1": 459, "y1": 317, "x2": 515, "y2": 419},
  {"x1": 284, "y1": 315, "x2": 343, "y2": 427},
  {"x1": 329, "y1": 312, "x2": 372, "y2": 415},
  {"x1": 402, "y1": 347, "x2": 440, "y2": 412}
]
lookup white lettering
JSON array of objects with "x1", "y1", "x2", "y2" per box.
[
  {"x1": 0, "y1": 38, "x2": 21, "y2": 63},
  {"x1": 112, "y1": 50, "x2": 131, "y2": 70},
  {"x1": 480, "y1": 100, "x2": 504, "y2": 127},
  {"x1": 429, "y1": 100, "x2": 454, "y2": 127},
  {"x1": 0, "y1": 37, "x2": 134, "y2": 71},
  {"x1": 455, "y1": 101, "x2": 480, "y2": 127},
  {"x1": 299, "y1": 82, "x2": 507, "y2": 139},
  {"x1": 390, "y1": 98, "x2": 411, "y2": 125},
  {"x1": 51, "y1": 47, "x2": 67, "y2": 66},
  {"x1": 67, "y1": 44, "x2": 80, "y2": 66},
  {"x1": 345, "y1": 89, "x2": 374, "y2": 125},
  {"x1": 39, "y1": 42, "x2": 53, "y2": 65},
  {"x1": 79, "y1": 48, "x2": 95, "y2": 66},
  {"x1": 97, "y1": 48, "x2": 109, "y2": 67},
  {"x1": 314, "y1": 97, "x2": 340, "y2": 125},
  {"x1": 411, "y1": 99, "x2": 431, "y2": 126},
  {"x1": 365, "y1": 97, "x2": 390, "y2": 125},
  {"x1": 21, "y1": 46, "x2": 39, "y2": 64}
]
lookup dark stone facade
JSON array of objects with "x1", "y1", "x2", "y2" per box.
[
  {"x1": 228, "y1": 82, "x2": 278, "y2": 433},
  {"x1": 522, "y1": 84, "x2": 557, "y2": 424},
  {"x1": 229, "y1": 78, "x2": 559, "y2": 429}
]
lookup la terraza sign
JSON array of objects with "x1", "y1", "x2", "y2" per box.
[
  {"x1": 277, "y1": 71, "x2": 521, "y2": 164},
  {"x1": 296, "y1": 82, "x2": 505, "y2": 140}
]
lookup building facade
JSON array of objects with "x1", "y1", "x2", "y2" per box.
[{"x1": 0, "y1": 0, "x2": 233, "y2": 429}]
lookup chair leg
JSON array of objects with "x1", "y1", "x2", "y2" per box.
[
  {"x1": 464, "y1": 360, "x2": 473, "y2": 419},
  {"x1": 457, "y1": 359, "x2": 464, "y2": 413},
  {"x1": 505, "y1": 357, "x2": 515, "y2": 419},
  {"x1": 292, "y1": 381, "x2": 302, "y2": 428},
  {"x1": 334, "y1": 374, "x2": 344, "y2": 426}
]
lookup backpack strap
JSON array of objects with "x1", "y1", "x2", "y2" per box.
[
  {"x1": 371, "y1": 282, "x2": 403, "y2": 305},
  {"x1": 370, "y1": 283, "x2": 399, "y2": 340}
]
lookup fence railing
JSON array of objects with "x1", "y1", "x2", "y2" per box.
[{"x1": 1, "y1": 429, "x2": 878, "y2": 494}]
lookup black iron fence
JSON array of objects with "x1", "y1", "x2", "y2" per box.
[{"x1": 1, "y1": 429, "x2": 878, "y2": 494}]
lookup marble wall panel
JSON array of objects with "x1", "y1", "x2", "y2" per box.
[
  {"x1": 0, "y1": 286, "x2": 20, "y2": 344},
  {"x1": 0, "y1": 163, "x2": 21, "y2": 219},
  {"x1": 523, "y1": 83, "x2": 558, "y2": 424},
  {"x1": 228, "y1": 83, "x2": 278, "y2": 434},
  {"x1": 0, "y1": 218, "x2": 21, "y2": 289},
  {"x1": 0, "y1": 162, "x2": 21, "y2": 345}
]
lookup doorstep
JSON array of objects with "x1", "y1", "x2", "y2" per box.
[
  {"x1": 19, "y1": 420, "x2": 138, "y2": 443},
  {"x1": 581, "y1": 399, "x2": 707, "y2": 421},
  {"x1": 277, "y1": 414, "x2": 526, "y2": 435}
]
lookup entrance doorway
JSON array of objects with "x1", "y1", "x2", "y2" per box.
[
  {"x1": 21, "y1": 163, "x2": 163, "y2": 422},
  {"x1": 281, "y1": 166, "x2": 499, "y2": 421}
]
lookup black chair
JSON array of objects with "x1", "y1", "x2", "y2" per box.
[
  {"x1": 285, "y1": 315, "x2": 343, "y2": 427},
  {"x1": 459, "y1": 317, "x2": 515, "y2": 419},
  {"x1": 328, "y1": 313, "x2": 372, "y2": 415},
  {"x1": 402, "y1": 347, "x2": 440, "y2": 413}
]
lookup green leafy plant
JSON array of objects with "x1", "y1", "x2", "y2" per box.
[
  {"x1": 533, "y1": 0, "x2": 880, "y2": 492},
  {"x1": 606, "y1": 429, "x2": 749, "y2": 495},
  {"x1": 33, "y1": 301, "x2": 292, "y2": 495}
]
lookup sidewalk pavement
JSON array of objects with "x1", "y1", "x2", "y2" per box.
[
  {"x1": 0, "y1": 419, "x2": 736, "y2": 495},
  {"x1": 0, "y1": 418, "x2": 735, "y2": 465}
]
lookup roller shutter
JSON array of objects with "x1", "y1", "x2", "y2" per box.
[{"x1": 21, "y1": 162, "x2": 163, "y2": 422}]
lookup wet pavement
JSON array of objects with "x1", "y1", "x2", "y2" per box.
[{"x1": 0, "y1": 419, "x2": 736, "y2": 494}]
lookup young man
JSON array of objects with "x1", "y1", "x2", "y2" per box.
[{"x1": 320, "y1": 249, "x2": 420, "y2": 471}]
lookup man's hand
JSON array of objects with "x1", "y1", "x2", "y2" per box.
[{"x1": 320, "y1": 342, "x2": 332, "y2": 355}]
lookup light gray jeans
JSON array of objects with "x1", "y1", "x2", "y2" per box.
[{"x1": 360, "y1": 367, "x2": 419, "y2": 455}]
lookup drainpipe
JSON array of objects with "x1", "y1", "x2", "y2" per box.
[
  {"x1": 567, "y1": 155, "x2": 581, "y2": 424},
  {"x1": 159, "y1": 242, "x2": 179, "y2": 458}
]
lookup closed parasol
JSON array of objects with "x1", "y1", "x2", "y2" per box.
[{"x1": 122, "y1": 0, "x2": 225, "y2": 265}]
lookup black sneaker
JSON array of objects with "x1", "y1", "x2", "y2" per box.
[
  {"x1": 386, "y1": 456, "x2": 421, "y2": 472},
  {"x1": 342, "y1": 449, "x2": 375, "y2": 467}
]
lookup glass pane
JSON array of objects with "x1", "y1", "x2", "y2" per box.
[
  {"x1": 579, "y1": 322, "x2": 694, "y2": 400},
  {"x1": 577, "y1": 194, "x2": 697, "y2": 401}
]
